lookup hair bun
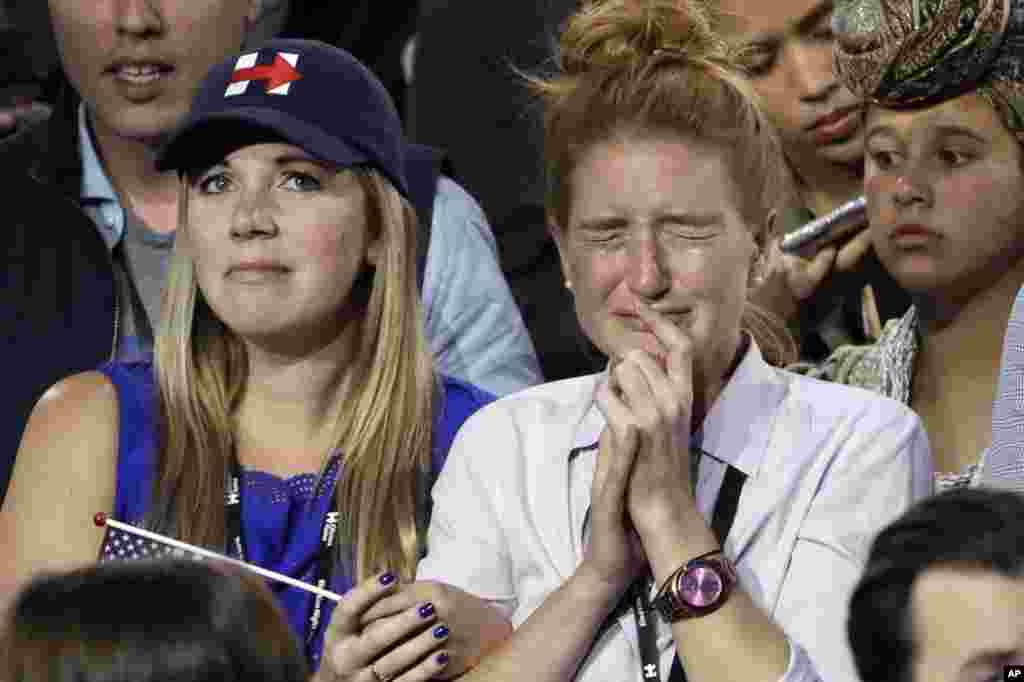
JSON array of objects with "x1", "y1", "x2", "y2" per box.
[{"x1": 558, "y1": 0, "x2": 730, "y2": 75}]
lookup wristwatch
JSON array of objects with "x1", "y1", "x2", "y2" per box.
[{"x1": 650, "y1": 550, "x2": 737, "y2": 621}]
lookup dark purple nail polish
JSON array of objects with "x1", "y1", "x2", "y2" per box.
[
  {"x1": 418, "y1": 602, "x2": 435, "y2": 619},
  {"x1": 379, "y1": 572, "x2": 396, "y2": 586},
  {"x1": 436, "y1": 652, "x2": 450, "y2": 666},
  {"x1": 433, "y1": 625, "x2": 449, "y2": 639}
]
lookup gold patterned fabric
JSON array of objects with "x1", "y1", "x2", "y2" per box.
[
  {"x1": 786, "y1": 307, "x2": 987, "y2": 490},
  {"x1": 833, "y1": 0, "x2": 1024, "y2": 139}
]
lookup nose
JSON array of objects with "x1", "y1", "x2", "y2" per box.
[
  {"x1": 892, "y1": 169, "x2": 934, "y2": 209},
  {"x1": 230, "y1": 190, "x2": 280, "y2": 241},
  {"x1": 787, "y1": 42, "x2": 838, "y2": 103},
  {"x1": 114, "y1": 0, "x2": 165, "y2": 38},
  {"x1": 626, "y1": 231, "x2": 670, "y2": 301}
]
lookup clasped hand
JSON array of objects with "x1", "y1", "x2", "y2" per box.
[
  {"x1": 585, "y1": 301, "x2": 698, "y2": 592},
  {"x1": 317, "y1": 576, "x2": 512, "y2": 682}
]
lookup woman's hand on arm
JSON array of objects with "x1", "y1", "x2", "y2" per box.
[
  {"x1": 317, "y1": 572, "x2": 451, "y2": 682},
  {"x1": 358, "y1": 580, "x2": 512, "y2": 680},
  {"x1": 0, "y1": 372, "x2": 119, "y2": 614}
]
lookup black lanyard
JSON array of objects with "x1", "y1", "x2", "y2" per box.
[
  {"x1": 580, "y1": 456, "x2": 747, "y2": 682},
  {"x1": 635, "y1": 463, "x2": 747, "y2": 682},
  {"x1": 225, "y1": 455, "x2": 339, "y2": 655}
]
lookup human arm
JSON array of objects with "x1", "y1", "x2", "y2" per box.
[
  {"x1": 0, "y1": 372, "x2": 119, "y2": 615},
  {"x1": 422, "y1": 178, "x2": 543, "y2": 396}
]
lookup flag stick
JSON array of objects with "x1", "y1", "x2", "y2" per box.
[{"x1": 94, "y1": 512, "x2": 343, "y2": 602}]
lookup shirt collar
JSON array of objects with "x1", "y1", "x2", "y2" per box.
[
  {"x1": 570, "y1": 335, "x2": 786, "y2": 478},
  {"x1": 78, "y1": 104, "x2": 120, "y2": 206}
]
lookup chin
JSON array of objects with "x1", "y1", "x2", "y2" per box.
[{"x1": 99, "y1": 101, "x2": 188, "y2": 145}]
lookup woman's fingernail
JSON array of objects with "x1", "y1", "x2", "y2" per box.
[
  {"x1": 433, "y1": 624, "x2": 450, "y2": 639},
  {"x1": 418, "y1": 602, "x2": 435, "y2": 619},
  {"x1": 379, "y1": 572, "x2": 396, "y2": 586},
  {"x1": 436, "y1": 652, "x2": 450, "y2": 666}
]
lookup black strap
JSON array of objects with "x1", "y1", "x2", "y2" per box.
[
  {"x1": 225, "y1": 455, "x2": 339, "y2": 659},
  {"x1": 646, "y1": 464, "x2": 747, "y2": 682}
]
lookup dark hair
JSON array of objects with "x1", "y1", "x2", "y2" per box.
[
  {"x1": 1, "y1": 559, "x2": 310, "y2": 682},
  {"x1": 848, "y1": 488, "x2": 1024, "y2": 682}
]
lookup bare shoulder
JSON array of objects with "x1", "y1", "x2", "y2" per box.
[
  {"x1": 20, "y1": 370, "x2": 120, "y2": 460},
  {"x1": 1, "y1": 371, "x2": 120, "y2": 587}
]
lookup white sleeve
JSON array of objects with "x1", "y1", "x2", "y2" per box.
[
  {"x1": 774, "y1": 409, "x2": 933, "y2": 682},
  {"x1": 416, "y1": 402, "x2": 520, "y2": 619}
]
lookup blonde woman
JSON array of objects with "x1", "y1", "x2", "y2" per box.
[
  {"x1": 0, "y1": 39, "x2": 504, "y2": 675},
  {"x1": 402, "y1": 2, "x2": 931, "y2": 681}
]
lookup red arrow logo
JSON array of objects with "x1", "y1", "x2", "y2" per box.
[{"x1": 231, "y1": 54, "x2": 302, "y2": 91}]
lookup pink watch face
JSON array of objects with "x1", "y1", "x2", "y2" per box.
[{"x1": 679, "y1": 564, "x2": 724, "y2": 608}]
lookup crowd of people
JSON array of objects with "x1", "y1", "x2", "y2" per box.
[{"x1": 1, "y1": 0, "x2": 1023, "y2": 680}]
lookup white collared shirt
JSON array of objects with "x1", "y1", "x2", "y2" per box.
[{"x1": 418, "y1": 339, "x2": 934, "y2": 682}]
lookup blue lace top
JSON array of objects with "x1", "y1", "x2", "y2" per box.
[{"x1": 97, "y1": 361, "x2": 494, "y2": 669}]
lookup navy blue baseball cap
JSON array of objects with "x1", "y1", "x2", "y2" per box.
[{"x1": 157, "y1": 39, "x2": 409, "y2": 197}]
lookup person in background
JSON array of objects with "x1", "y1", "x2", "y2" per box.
[
  {"x1": 0, "y1": 0, "x2": 540, "y2": 506},
  {"x1": 0, "y1": 39, "x2": 509, "y2": 676},
  {"x1": 1, "y1": 559, "x2": 310, "y2": 682},
  {"x1": 409, "y1": 0, "x2": 604, "y2": 382},
  {"x1": 784, "y1": 0, "x2": 1024, "y2": 492},
  {"x1": 847, "y1": 488, "x2": 1024, "y2": 682},
  {"x1": 405, "y1": 2, "x2": 930, "y2": 681},
  {"x1": 710, "y1": 0, "x2": 911, "y2": 362}
]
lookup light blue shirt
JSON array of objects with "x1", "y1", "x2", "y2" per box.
[{"x1": 77, "y1": 105, "x2": 542, "y2": 395}]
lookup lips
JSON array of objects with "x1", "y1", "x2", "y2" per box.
[
  {"x1": 808, "y1": 105, "x2": 862, "y2": 145},
  {"x1": 890, "y1": 224, "x2": 938, "y2": 246},
  {"x1": 107, "y1": 60, "x2": 175, "y2": 89}
]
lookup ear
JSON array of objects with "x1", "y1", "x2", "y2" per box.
[{"x1": 748, "y1": 210, "x2": 776, "y2": 288}]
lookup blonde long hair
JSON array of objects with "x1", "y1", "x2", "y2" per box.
[
  {"x1": 532, "y1": 0, "x2": 798, "y2": 366},
  {"x1": 151, "y1": 167, "x2": 436, "y2": 582}
]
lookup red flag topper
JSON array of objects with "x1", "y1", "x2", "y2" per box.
[{"x1": 225, "y1": 52, "x2": 301, "y2": 97}]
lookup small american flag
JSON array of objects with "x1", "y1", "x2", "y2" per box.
[
  {"x1": 92, "y1": 513, "x2": 343, "y2": 602},
  {"x1": 98, "y1": 520, "x2": 204, "y2": 562}
]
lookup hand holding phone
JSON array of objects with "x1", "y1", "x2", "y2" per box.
[{"x1": 779, "y1": 196, "x2": 867, "y2": 254}]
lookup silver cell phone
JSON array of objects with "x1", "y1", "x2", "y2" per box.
[{"x1": 779, "y1": 196, "x2": 867, "y2": 254}]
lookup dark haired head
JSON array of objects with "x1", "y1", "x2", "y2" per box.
[
  {"x1": 2, "y1": 559, "x2": 309, "y2": 682},
  {"x1": 848, "y1": 487, "x2": 1024, "y2": 682}
]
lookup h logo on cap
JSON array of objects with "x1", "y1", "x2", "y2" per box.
[{"x1": 225, "y1": 51, "x2": 302, "y2": 97}]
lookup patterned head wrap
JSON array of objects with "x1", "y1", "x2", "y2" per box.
[{"x1": 832, "y1": 0, "x2": 1024, "y2": 139}]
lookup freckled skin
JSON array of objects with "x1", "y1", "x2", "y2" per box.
[
  {"x1": 910, "y1": 567, "x2": 1024, "y2": 682},
  {"x1": 553, "y1": 134, "x2": 761, "y2": 399},
  {"x1": 185, "y1": 142, "x2": 379, "y2": 354},
  {"x1": 864, "y1": 94, "x2": 1024, "y2": 306}
]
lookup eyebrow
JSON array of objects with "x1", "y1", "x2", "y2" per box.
[
  {"x1": 865, "y1": 124, "x2": 990, "y2": 144},
  {"x1": 794, "y1": 0, "x2": 835, "y2": 34},
  {"x1": 961, "y1": 649, "x2": 1016, "y2": 669},
  {"x1": 574, "y1": 212, "x2": 722, "y2": 231}
]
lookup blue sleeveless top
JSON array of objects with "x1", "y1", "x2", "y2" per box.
[{"x1": 97, "y1": 361, "x2": 494, "y2": 669}]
